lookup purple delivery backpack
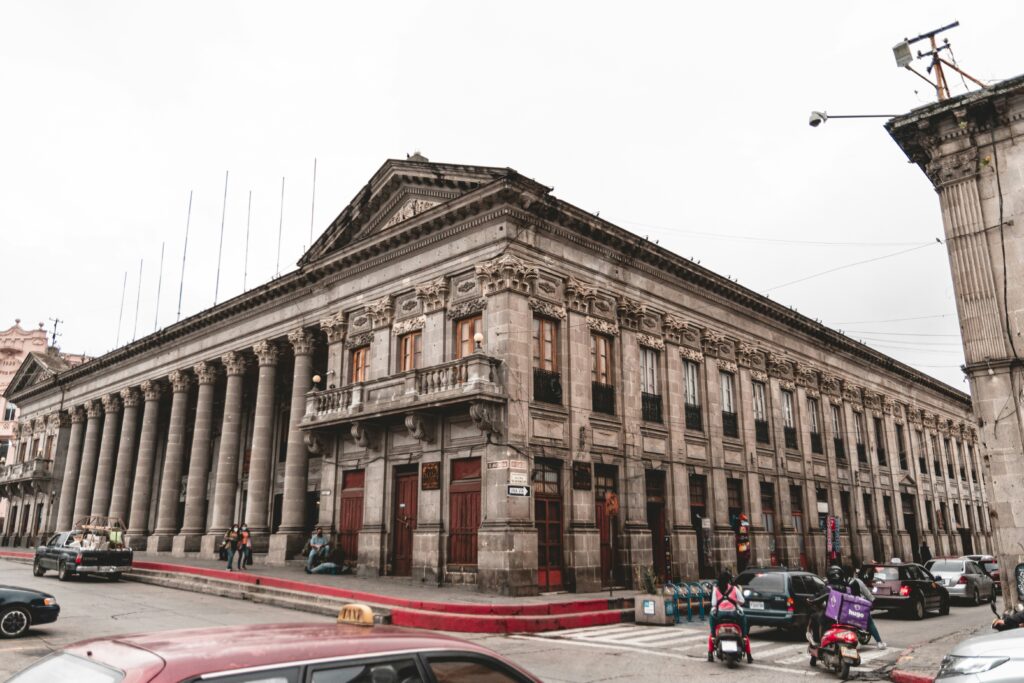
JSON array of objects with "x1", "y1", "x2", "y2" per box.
[{"x1": 824, "y1": 588, "x2": 871, "y2": 631}]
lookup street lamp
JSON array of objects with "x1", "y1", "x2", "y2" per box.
[{"x1": 808, "y1": 111, "x2": 900, "y2": 127}]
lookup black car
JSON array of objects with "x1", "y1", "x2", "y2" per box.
[
  {"x1": 0, "y1": 585, "x2": 60, "y2": 638},
  {"x1": 735, "y1": 567, "x2": 828, "y2": 631},
  {"x1": 857, "y1": 563, "x2": 949, "y2": 619}
]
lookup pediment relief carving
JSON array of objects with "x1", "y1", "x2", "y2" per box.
[{"x1": 381, "y1": 198, "x2": 441, "y2": 230}]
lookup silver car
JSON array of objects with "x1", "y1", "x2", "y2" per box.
[
  {"x1": 936, "y1": 628, "x2": 1024, "y2": 681},
  {"x1": 926, "y1": 559, "x2": 996, "y2": 605}
]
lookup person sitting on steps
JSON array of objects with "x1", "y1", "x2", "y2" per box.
[{"x1": 305, "y1": 527, "x2": 330, "y2": 574}]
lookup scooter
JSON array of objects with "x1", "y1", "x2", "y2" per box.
[
  {"x1": 708, "y1": 609, "x2": 750, "y2": 669},
  {"x1": 806, "y1": 615, "x2": 865, "y2": 680}
]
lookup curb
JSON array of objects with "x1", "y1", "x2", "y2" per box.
[{"x1": 890, "y1": 670, "x2": 935, "y2": 683}]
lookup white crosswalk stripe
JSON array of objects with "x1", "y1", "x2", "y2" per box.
[{"x1": 518, "y1": 623, "x2": 901, "y2": 676}]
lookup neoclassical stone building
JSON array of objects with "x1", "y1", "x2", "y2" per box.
[{"x1": 2, "y1": 157, "x2": 991, "y2": 595}]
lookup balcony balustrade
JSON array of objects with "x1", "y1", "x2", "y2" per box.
[{"x1": 0, "y1": 458, "x2": 53, "y2": 485}]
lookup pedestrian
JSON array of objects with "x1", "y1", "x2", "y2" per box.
[
  {"x1": 305, "y1": 527, "x2": 328, "y2": 574},
  {"x1": 236, "y1": 524, "x2": 252, "y2": 570},
  {"x1": 919, "y1": 541, "x2": 932, "y2": 565},
  {"x1": 223, "y1": 524, "x2": 240, "y2": 571}
]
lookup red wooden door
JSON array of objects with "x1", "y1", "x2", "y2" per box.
[
  {"x1": 392, "y1": 467, "x2": 418, "y2": 576},
  {"x1": 595, "y1": 465, "x2": 618, "y2": 587},
  {"x1": 339, "y1": 470, "x2": 364, "y2": 565},
  {"x1": 448, "y1": 458, "x2": 481, "y2": 567},
  {"x1": 535, "y1": 460, "x2": 563, "y2": 592}
]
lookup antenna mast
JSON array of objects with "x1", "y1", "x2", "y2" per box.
[
  {"x1": 243, "y1": 190, "x2": 252, "y2": 291},
  {"x1": 309, "y1": 157, "x2": 317, "y2": 245},
  {"x1": 214, "y1": 170, "x2": 229, "y2": 305},
  {"x1": 177, "y1": 191, "x2": 193, "y2": 321},
  {"x1": 154, "y1": 241, "x2": 165, "y2": 331},
  {"x1": 132, "y1": 258, "x2": 143, "y2": 341},
  {"x1": 276, "y1": 176, "x2": 285, "y2": 277},
  {"x1": 893, "y1": 21, "x2": 985, "y2": 101},
  {"x1": 48, "y1": 317, "x2": 63, "y2": 348},
  {"x1": 115, "y1": 270, "x2": 128, "y2": 347}
]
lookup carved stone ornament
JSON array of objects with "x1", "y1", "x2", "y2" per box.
[
  {"x1": 69, "y1": 405, "x2": 86, "y2": 424},
  {"x1": 924, "y1": 148, "x2": 979, "y2": 187},
  {"x1": 820, "y1": 373, "x2": 842, "y2": 397},
  {"x1": 680, "y1": 347, "x2": 704, "y2": 363},
  {"x1": 457, "y1": 280, "x2": 477, "y2": 294},
  {"x1": 446, "y1": 297, "x2": 487, "y2": 320},
  {"x1": 393, "y1": 316, "x2": 425, "y2": 336},
  {"x1": 169, "y1": 369, "x2": 193, "y2": 394},
  {"x1": 537, "y1": 280, "x2": 557, "y2": 296},
  {"x1": 141, "y1": 379, "x2": 163, "y2": 401},
  {"x1": 320, "y1": 313, "x2": 346, "y2": 344},
  {"x1": 400, "y1": 298, "x2": 419, "y2": 313},
  {"x1": 303, "y1": 432, "x2": 323, "y2": 455},
  {"x1": 45, "y1": 413, "x2": 61, "y2": 430},
  {"x1": 564, "y1": 276, "x2": 597, "y2": 313},
  {"x1": 883, "y1": 397, "x2": 896, "y2": 416},
  {"x1": 414, "y1": 277, "x2": 449, "y2": 313},
  {"x1": 637, "y1": 333, "x2": 665, "y2": 351},
  {"x1": 344, "y1": 331, "x2": 374, "y2": 349},
  {"x1": 288, "y1": 328, "x2": 316, "y2": 356},
  {"x1": 922, "y1": 413, "x2": 937, "y2": 429},
  {"x1": 101, "y1": 394, "x2": 122, "y2": 414},
  {"x1": 475, "y1": 253, "x2": 539, "y2": 296},
  {"x1": 405, "y1": 412, "x2": 435, "y2": 443},
  {"x1": 795, "y1": 363, "x2": 819, "y2": 389},
  {"x1": 253, "y1": 340, "x2": 280, "y2": 366},
  {"x1": 382, "y1": 198, "x2": 440, "y2": 229},
  {"x1": 751, "y1": 369, "x2": 768, "y2": 383},
  {"x1": 805, "y1": 387, "x2": 821, "y2": 399},
  {"x1": 53, "y1": 411, "x2": 72, "y2": 429},
  {"x1": 906, "y1": 406, "x2": 922, "y2": 425},
  {"x1": 32, "y1": 416, "x2": 45, "y2": 432},
  {"x1": 767, "y1": 353, "x2": 792, "y2": 379},
  {"x1": 469, "y1": 400, "x2": 503, "y2": 437},
  {"x1": 529, "y1": 297, "x2": 566, "y2": 320},
  {"x1": 701, "y1": 330, "x2": 730, "y2": 358},
  {"x1": 842, "y1": 383, "x2": 863, "y2": 404},
  {"x1": 222, "y1": 351, "x2": 248, "y2": 377},
  {"x1": 966, "y1": 426, "x2": 977, "y2": 443},
  {"x1": 616, "y1": 296, "x2": 646, "y2": 330},
  {"x1": 350, "y1": 421, "x2": 378, "y2": 449},
  {"x1": 366, "y1": 296, "x2": 394, "y2": 330},
  {"x1": 194, "y1": 361, "x2": 220, "y2": 385},
  {"x1": 864, "y1": 392, "x2": 882, "y2": 413},
  {"x1": 587, "y1": 316, "x2": 619, "y2": 337},
  {"x1": 719, "y1": 360, "x2": 739, "y2": 374},
  {"x1": 119, "y1": 387, "x2": 142, "y2": 408},
  {"x1": 937, "y1": 418, "x2": 952, "y2": 435},
  {"x1": 662, "y1": 314, "x2": 689, "y2": 344},
  {"x1": 736, "y1": 342, "x2": 762, "y2": 369},
  {"x1": 780, "y1": 379, "x2": 795, "y2": 392}
]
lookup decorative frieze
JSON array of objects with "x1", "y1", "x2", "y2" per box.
[
  {"x1": 662, "y1": 314, "x2": 691, "y2": 345},
  {"x1": 906, "y1": 406, "x2": 922, "y2": 425},
  {"x1": 222, "y1": 351, "x2": 248, "y2": 377},
  {"x1": 736, "y1": 342, "x2": 763, "y2": 369},
  {"x1": 587, "y1": 316, "x2": 619, "y2": 337},
  {"x1": 937, "y1": 418, "x2": 952, "y2": 435},
  {"x1": 393, "y1": 315, "x2": 425, "y2": 336},
  {"x1": 795, "y1": 363, "x2": 819, "y2": 389},
  {"x1": 924, "y1": 148, "x2": 979, "y2": 187},
  {"x1": 396, "y1": 293, "x2": 421, "y2": 317},
  {"x1": 767, "y1": 353, "x2": 793, "y2": 379},
  {"x1": 820, "y1": 373, "x2": 842, "y2": 398},
  {"x1": 842, "y1": 383, "x2": 863, "y2": 404},
  {"x1": 446, "y1": 297, "x2": 487, "y2": 320},
  {"x1": 922, "y1": 412, "x2": 938, "y2": 429},
  {"x1": 253, "y1": 340, "x2": 279, "y2": 367},
  {"x1": 564, "y1": 276, "x2": 597, "y2": 313},
  {"x1": 288, "y1": 328, "x2": 316, "y2": 356},
  {"x1": 119, "y1": 387, "x2": 142, "y2": 408},
  {"x1": 680, "y1": 347, "x2": 704, "y2": 363},
  {"x1": 382, "y1": 198, "x2": 439, "y2": 229},
  {"x1": 528, "y1": 297, "x2": 566, "y2": 320},
  {"x1": 719, "y1": 360, "x2": 739, "y2": 374},
  {"x1": 320, "y1": 313, "x2": 346, "y2": 344},
  {"x1": 750, "y1": 369, "x2": 768, "y2": 383},
  {"x1": 637, "y1": 333, "x2": 664, "y2": 351},
  {"x1": 475, "y1": 253, "x2": 539, "y2": 295},
  {"x1": 344, "y1": 331, "x2": 374, "y2": 349},
  {"x1": 616, "y1": 296, "x2": 646, "y2": 330},
  {"x1": 701, "y1": 330, "x2": 728, "y2": 358}
]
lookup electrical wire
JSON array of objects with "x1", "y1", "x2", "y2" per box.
[
  {"x1": 765, "y1": 242, "x2": 940, "y2": 293},
  {"x1": 615, "y1": 218, "x2": 926, "y2": 248},
  {"x1": 829, "y1": 314, "x2": 954, "y2": 325}
]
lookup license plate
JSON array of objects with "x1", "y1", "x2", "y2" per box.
[
  {"x1": 841, "y1": 647, "x2": 857, "y2": 658},
  {"x1": 749, "y1": 601, "x2": 764, "y2": 610},
  {"x1": 722, "y1": 641, "x2": 739, "y2": 652}
]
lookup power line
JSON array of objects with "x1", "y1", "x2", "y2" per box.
[
  {"x1": 842, "y1": 330, "x2": 960, "y2": 338},
  {"x1": 615, "y1": 218, "x2": 928, "y2": 248},
  {"x1": 765, "y1": 242, "x2": 939, "y2": 292},
  {"x1": 829, "y1": 313, "x2": 954, "y2": 325}
]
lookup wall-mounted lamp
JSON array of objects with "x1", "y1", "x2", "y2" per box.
[{"x1": 473, "y1": 331, "x2": 484, "y2": 351}]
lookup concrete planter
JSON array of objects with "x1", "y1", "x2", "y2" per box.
[{"x1": 633, "y1": 593, "x2": 675, "y2": 626}]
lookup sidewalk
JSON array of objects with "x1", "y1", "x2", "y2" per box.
[{"x1": 888, "y1": 619, "x2": 994, "y2": 683}]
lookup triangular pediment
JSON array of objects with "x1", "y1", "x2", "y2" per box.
[
  {"x1": 4, "y1": 352, "x2": 68, "y2": 399},
  {"x1": 898, "y1": 473, "x2": 917, "y2": 489},
  {"x1": 298, "y1": 157, "x2": 511, "y2": 266}
]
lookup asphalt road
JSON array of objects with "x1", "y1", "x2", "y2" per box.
[{"x1": 0, "y1": 558, "x2": 999, "y2": 682}]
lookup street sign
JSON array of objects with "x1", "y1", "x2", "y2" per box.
[
  {"x1": 487, "y1": 460, "x2": 509, "y2": 470},
  {"x1": 702, "y1": 518, "x2": 712, "y2": 529},
  {"x1": 509, "y1": 472, "x2": 528, "y2": 485},
  {"x1": 507, "y1": 485, "x2": 531, "y2": 497},
  {"x1": 509, "y1": 460, "x2": 528, "y2": 471}
]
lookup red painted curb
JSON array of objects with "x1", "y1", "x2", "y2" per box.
[{"x1": 890, "y1": 670, "x2": 935, "y2": 683}]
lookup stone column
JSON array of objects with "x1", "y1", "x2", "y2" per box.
[
  {"x1": 72, "y1": 400, "x2": 104, "y2": 521},
  {"x1": 90, "y1": 394, "x2": 123, "y2": 517},
  {"x1": 174, "y1": 361, "x2": 220, "y2": 554},
  {"x1": 148, "y1": 369, "x2": 193, "y2": 552},
  {"x1": 268, "y1": 328, "x2": 315, "y2": 563},
  {"x1": 55, "y1": 406, "x2": 86, "y2": 531},
  {"x1": 244, "y1": 340, "x2": 279, "y2": 546},
  {"x1": 203, "y1": 351, "x2": 247, "y2": 555},
  {"x1": 108, "y1": 388, "x2": 142, "y2": 524},
  {"x1": 127, "y1": 380, "x2": 163, "y2": 538}
]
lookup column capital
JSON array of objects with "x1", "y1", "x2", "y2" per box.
[
  {"x1": 169, "y1": 369, "x2": 193, "y2": 393},
  {"x1": 253, "y1": 340, "x2": 280, "y2": 366},
  {"x1": 222, "y1": 351, "x2": 248, "y2": 376},
  {"x1": 287, "y1": 328, "x2": 316, "y2": 356},
  {"x1": 85, "y1": 399, "x2": 103, "y2": 419},
  {"x1": 101, "y1": 394, "x2": 122, "y2": 414},
  {"x1": 119, "y1": 387, "x2": 142, "y2": 408},
  {"x1": 49, "y1": 412, "x2": 69, "y2": 429},
  {"x1": 475, "y1": 253, "x2": 538, "y2": 296},
  {"x1": 194, "y1": 360, "x2": 220, "y2": 385},
  {"x1": 69, "y1": 405, "x2": 86, "y2": 424},
  {"x1": 320, "y1": 313, "x2": 346, "y2": 343},
  {"x1": 141, "y1": 379, "x2": 163, "y2": 401},
  {"x1": 415, "y1": 277, "x2": 449, "y2": 313}
]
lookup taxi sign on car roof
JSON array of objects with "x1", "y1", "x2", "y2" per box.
[{"x1": 337, "y1": 603, "x2": 375, "y2": 626}]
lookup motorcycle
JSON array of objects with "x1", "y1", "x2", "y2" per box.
[
  {"x1": 708, "y1": 608, "x2": 749, "y2": 669},
  {"x1": 806, "y1": 610, "x2": 865, "y2": 680}
]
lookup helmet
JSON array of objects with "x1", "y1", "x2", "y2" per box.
[{"x1": 826, "y1": 565, "x2": 845, "y2": 586}]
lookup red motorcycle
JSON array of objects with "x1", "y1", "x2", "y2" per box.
[
  {"x1": 708, "y1": 609, "x2": 751, "y2": 669},
  {"x1": 806, "y1": 618, "x2": 864, "y2": 680}
]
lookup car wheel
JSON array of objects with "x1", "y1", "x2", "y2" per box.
[
  {"x1": 972, "y1": 588, "x2": 980, "y2": 606},
  {"x1": 939, "y1": 598, "x2": 950, "y2": 616},
  {"x1": 911, "y1": 596, "x2": 925, "y2": 620},
  {"x1": 0, "y1": 606, "x2": 31, "y2": 639},
  {"x1": 57, "y1": 561, "x2": 71, "y2": 582},
  {"x1": 32, "y1": 560, "x2": 45, "y2": 577}
]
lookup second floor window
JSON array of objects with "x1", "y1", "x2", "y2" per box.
[
  {"x1": 455, "y1": 315, "x2": 482, "y2": 360},
  {"x1": 874, "y1": 416, "x2": 887, "y2": 466},
  {"x1": 782, "y1": 390, "x2": 797, "y2": 449},
  {"x1": 855, "y1": 412, "x2": 867, "y2": 464},
  {"x1": 720, "y1": 371, "x2": 738, "y2": 438},
  {"x1": 684, "y1": 360, "x2": 702, "y2": 431},
  {"x1": 399, "y1": 331, "x2": 422, "y2": 372},
  {"x1": 752, "y1": 381, "x2": 769, "y2": 443},
  {"x1": 350, "y1": 346, "x2": 369, "y2": 383},
  {"x1": 533, "y1": 317, "x2": 562, "y2": 405},
  {"x1": 591, "y1": 334, "x2": 615, "y2": 415},
  {"x1": 808, "y1": 397, "x2": 822, "y2": 454},
  {"x1": 832, "y1": 404, "x2": 846, "y2": 460},
  {"x1": 896, "y1": 423, "x2": 908, "y2": 470},
  {"x1": 640, "y1": 347, "x2": 662, "y2": 422}
]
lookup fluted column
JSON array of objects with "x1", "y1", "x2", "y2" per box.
[
  {"x1": 127, "y1": 380, "x2": 163, "y2": 538},
  {"x1": 72, "y1": 400, "x2": 104, "y2": 521},
  {"x1": 148, "y1": 370, "x2": 193, "y2": 552},
  {"x1": 244, "y1": 341, "x2": 279, "y2": 545},
  {"x1": 90, "y1": 394, "x2": 123, "y2": 517},
  {"x1": 106, "y1": 388, "x2": 141, "y2": 524},
  {"x1": 268, "y1": 328, "x2": 315, "y2": 563},
  {"x1": 174, "y1": 361, "x2": 220, "y2": 554},
  {"x1": 55, "y1": 406, "x2": 86, "y2": 531},
  {"x1": 204, "y1": 352, "x2": 247, "y2": 553}
]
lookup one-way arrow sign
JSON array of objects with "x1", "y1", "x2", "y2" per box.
[{"x1": 507, "y1": 485, "x2": 531, "y2": 497}]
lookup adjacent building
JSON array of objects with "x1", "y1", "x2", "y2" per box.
[{"x1": 2, "y1": 157, "x2": 991, "y2": 595}]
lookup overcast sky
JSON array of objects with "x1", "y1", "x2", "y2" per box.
[{"x1": 3, "y1": 1, "x2": 1021, "y2": 390}]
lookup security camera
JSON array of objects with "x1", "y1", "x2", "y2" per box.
[{"x1": 809, "y1": 111, "x2": 828, "y2": 127}]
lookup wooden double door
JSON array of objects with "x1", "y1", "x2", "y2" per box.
[{"x1": 391, "y1": 466, "x2": 418, "y2": 576}]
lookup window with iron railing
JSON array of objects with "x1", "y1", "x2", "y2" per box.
[
  {"x1": 755, "y1": 419, "x2": 770, "y2": 444},
  {"x1": 642, "y1": 392, "x2": 663, "y2": 423},
  {"x1": 896, "y1": 424, "x2": 908, "y2": 470},
  {"x1": 591, "y1": 382, "x2": 615, "y2": 415},
  {"x1": 685, "y1": 403, "x2": 702, "y2": 431},
  {"x1": 722, "y1": 411, "x2": 739, "y2": 438},
  {"x1": 753, "y1": 381, "x2": 769, "y2": 444},
  {"x1": 533, "y1": 317, "x2": 561, "y2": 404},
  {"x1": 533, "y1": 368, "x2": 563, "y2": 405},
  {"x1": 808, "y1": 397, "x2": 822, "y2": 453},
  {"x1": 857, "y1": 443, "x2": 867, "y2": 465},
  {"x1": 591, "y1": 334, "x2": 614, "y2": 414},
  {"x1": 919, "y1": 456, "x2": 928, "y2": 475},
  {"x1": 784, "y1": 426, "x2": 798, "y2": 450},
  {"x1": 834, "y1": 437, "x2": 846, "y2": 461},
  {"x1": 810, "y1": 432, "x2": 823, "y2": 454}
]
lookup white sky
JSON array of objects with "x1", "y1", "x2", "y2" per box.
[{"x1": 3, "y1": 1, "x2": 1021, "y2": 390}]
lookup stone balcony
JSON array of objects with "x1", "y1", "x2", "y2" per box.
[
  {"x1": 0, "y1": 419, "x2": 16, "y2": 439},
  {"x1": 0, "y1": 457, "x2": 53, "y2": 485},
  {"x1": 301, "y1": 353, "x2": 505, "y2": 430}
]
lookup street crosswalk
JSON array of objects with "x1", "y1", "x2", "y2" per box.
[{"x1": 513, "y1": 623, "x2": 897, "y2": 677}]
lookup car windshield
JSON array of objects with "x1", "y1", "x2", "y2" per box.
[
  {"x1": 927, "y1": 560, "x2": 964, "y2": 572},
  {"x1": 870, "y1": 567, "x2": 900, "y2": 581},
  {"x1": 736, "y1": 573, "x2": 786, "y2": 592},
  {"x1": 8, "y1": 653, "x2": 124, "y2": 683},
  {"x1": 982, "y1": 562, "x2": 999, "y2": 573}
]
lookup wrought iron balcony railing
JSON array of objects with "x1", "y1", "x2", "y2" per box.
[
  {"x1": 533, "y1": 369, "x2": 563, "y2": 405},
  {"x1": 810, "y1": 432, "x2": 823, "y2": 454},
  {"x1": 755, "y1": 419, "x2": 770, "y2": 444},
  {"x1": 641, "y1": 392, "x2": 663, "y2": 423},
  {"x1": 722, "y1": 411, "x2": 739, "y2": 438},
  {"x1": 784, "y1": 426, "x2": 798, "y2": 450},
  {"x1": 591, "y1": 382, "x2": 615, "y2": 415},
  {"x1": 685, "y1": 403, "x2": 702, "y2": 431}
]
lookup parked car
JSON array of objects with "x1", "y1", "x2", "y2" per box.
[
  {"x1": 735, "y1": 567, "x2": 828, "y2": 631},
  {"x1": 0, "y1": 585, "x2": 60, "y2": 639},
  {"x1": 858, "y1": 562, "x2": 949, "y2": 619},
  {"x1": 925, "y1": 558, "x2": 996, "y2": 605},
  {"x1": 6, "y1": 619, "x2": 542, "y2": 682},
  {"x1": 935, "y1": 627, "x2": 1024, "y2": 681},
  {"x1": 963, "y1": 555, "x2": 1002, "y2": 596},
  {"x1": 33, "y1": 517, "x2": 132, "y2": 581}
]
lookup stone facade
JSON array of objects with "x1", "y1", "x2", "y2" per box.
[
  {"x1": 888, "y1": 73, "x2": 1024, "y2": 605},
  {"x1": 2, "y1": 157, "x2": 990, "y2": 595}
]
